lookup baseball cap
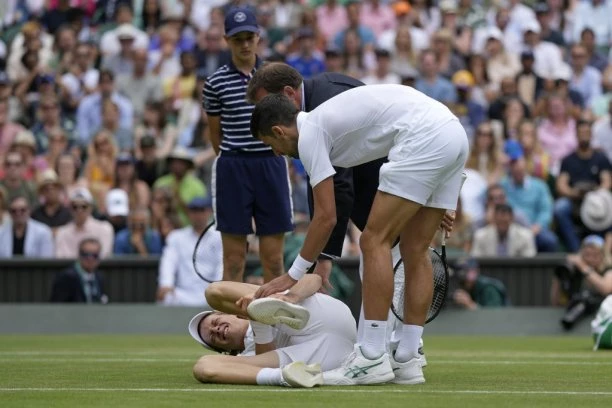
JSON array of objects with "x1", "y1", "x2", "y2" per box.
[
  {"x1": 522, "y1": 20, "x2": 541, "y2": 34},
  {"x1": 116, "y1": 152, "x2": 135, "y2": 165},
  {"x1": 224, "y1": 7, "x2": 259, "y2": 37},
  {"x1": 485, "y1": 27, "x2": 504, "y2": 42},
  {"x1": 70, "y1": 187, "x2": 94, "y2": 204},
  {"x1": 504, "y1": 139, "x2": 524, "y2": 161},
  {"x1": 188, "y1": 311, "x2": 223, "y2": 352},
  {"x1": 187, "y1": 196, "x2": 212, "y2": 210},
  {"x1": 106, "y1": 189, "x2": 129, "y2": 217},
  {"x1": 116, "y1": 23, "x2": 137, "y2": 40},
  {"x1": 582, "y1": 234, "x2": 605, "y2": 249},
  {"x1": 452, "y1": 70, "x2": 475, "y2": 89},
  {"x1": 520, "y1": 50, "x2": 535, "y2": 60}
]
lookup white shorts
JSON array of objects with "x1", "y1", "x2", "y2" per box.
[
  {"x1": 275, "y1": 294, "x2": 357, "y2": 371},
  {"x1": 378, "y1": 119, "x2": 469, "y2": 210}
]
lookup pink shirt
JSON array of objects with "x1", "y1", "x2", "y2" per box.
[
  {"x1": 360, "y1": 2, "x2": 396, "y2": 38},
  {"x1": 316, "y1": 4, "x2": 348, "y2": 42},
  {"x1": 537, "y1": 118, "x2": 577, "y2": 174},
  {"x1": 55, "y1": 217, "x2": 114, "y2": 259}
]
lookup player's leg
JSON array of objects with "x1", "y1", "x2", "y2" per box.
[
  {"x1": 193, "y1": 351, "x2": 280, "y2": 385},
  {"x1": 205, "y1": 281, "x2": 260, "y2": 317}
]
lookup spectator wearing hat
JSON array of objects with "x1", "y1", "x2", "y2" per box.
[
  {"x1": 30, "y1": 94, "x2": 75, "y2": 154},
  {"x1": 153, "y1": 147, "x2": 206, "y2": 226},
  {"x1": 554, "y1": 120, "x2": 612, "y2": 252},
  {"x1": 592, "y1": 100, "x2": 612, "y2": 163},
  {"x1": 450, "y1": 69, "x2": 486, "y2": 140},
  {"x1": 472, "y1": 203, "x2": 536, "y2": 257},
  {"x1": 113, "y1": 152, "x2": 151, "y2": 210},
  {"x1": 287, "y1": 28, "x2": 326, "y2": 79},
  {"x1": 0, "y1": 195, "x2": 54, "y2": 258},
  {"x1": 9, "y1": 130, "x2": 45, "y2": 181},
  {"x1": 361, "y1": 49, "x2": 400, "y2": 85},
  {"x1": 484, "y1": 27, "x2": 520, "y2": 90},
  {"x1": 104, "y1": 188, "x2": 130, "y2": 233},
  {"x1": 0, "y1": 151, "x2": 37, "y2": 207},
  {"x1": 316, "y1": 0, "x2": 349, "y2": 43},
  {"x1": 55, "y1": 187, "x2": 114, "y2": 258},
  {"x1": 203, "y1": 7, "x2": 292, "y2": 283},
  {"x1": 415, "y1": 49, "x2": 457, "y2": 105},
  {"x1": 500, "y1": 140, "x2": 558, "y2": 252},
  {"x1": 50, "y1": 237, "x2": 107, "y2": 304},
  {"x1": 569, "y1": 44, "x2": 602, "y2": 108},
  {"x1": 439, "y1": 0, "x2": 460, "y2": 33},
  {"x1": 76, "y1": 70, "x2": 133, "y2": 147},
  {"x1": 534, "y1": 3, "x2": 564, "y2": 47},
  {"x1": 135, "y1": 135, "x2": 167, "y2": 188},
  {"x1": 59, "y1": 42, "x2": 99, "y2": 112},
  {"x1": 114, "y1": 207, "x2": 162, "y2": 256},
  {"x1": 0, "y1": 97, "x2": 25, "y2": 164},
  {"x1": 546, "y1": 64, "x2": 585, "y2": 116},
  {"x1": 452, "y1": 258, "x2": 508, "y2": 310},
  {"x1": 99, "y1": 9, "x2": 149, "y2": 57},
  {"x1": 521, "y1": 19, "x2": 563, "y2": 80},
  {"x1": 333, "y1": 2, "x2": 376, "y2": 51},
  {"x1": 115, "y1": 48, "x2": 163, "y2": 122},
  {"x1": 101, "y1": 24, "x2": 138, "y2": 76},
  {"x1": 31, "y1": 169, "x2": 72, "y2": 233},
  {"x1": 515, "y1": 50, "x2": 544, "y2": 110},
  {"x1": 580, "y1": 28, "x2": 608, "y2": 74},
  {"x1": 157, "y1": 196, "x2": 221, "y2": 307}
]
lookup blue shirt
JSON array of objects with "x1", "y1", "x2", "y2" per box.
[
  {"x1": 500, "y1": 175, "x2": 553, "y2": 228},
  {"x1": 334, "y1": 26, "x2": 376, "y2": 50},
  {"x1": 570, "y1": 66, "x2": 602, "y2": 107},
  {"x1": 76, "y1": 92, "x2": 134, "y2": 146},
  {"x1": 415, "y1": 76, "x2": 457, "y2": 104},
  {"x1": 113, "y1": 228, "x2": 163, "y2": 255},
  {"x1": 203, "y1": 58, "x2": 271, "y2": 153},
  {"x1": 286, "y1": 54, "x2": 326, "y2": 79}
]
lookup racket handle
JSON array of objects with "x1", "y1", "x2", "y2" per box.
[{"x1": 441, "y1": 232, "x2": 446, "y2": 246}]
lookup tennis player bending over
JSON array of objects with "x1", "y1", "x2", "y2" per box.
[
  {"x1": 189, "y1": 275, "x2": 356, "y2": 387},
  {"x1": 250, "y1": 84, "x2": 469, "y2": 385}
]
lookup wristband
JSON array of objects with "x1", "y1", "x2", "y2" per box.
[
  {"x1": 250, "y1": 321, "x2": 274, "y2": 344},
  {"x1": 288, "y1": 255, "x2": 314, "y2": 280}
]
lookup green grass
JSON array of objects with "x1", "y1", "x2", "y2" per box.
[{"x1": 0, "y1": 335, "x2": 611, "y2": 407}]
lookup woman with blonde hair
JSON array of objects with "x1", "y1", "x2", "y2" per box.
[
  {"x1": 465, "y1": 122, "x2": 505, "y2": 185},
  {"x1": 518, "y1": 120, "x2": 551, "y2": 181},
  {"x1": 390, "y1": 24, "x2": 418, "y2": 75},
  {"x1": 84, "y1": 129, "x2": 118, "y2": 209},
  {"x1": 113, "y1": 153, "x2": 151, "y2": 210}
]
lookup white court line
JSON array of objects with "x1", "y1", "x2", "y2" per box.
[{"x1": 0, "y1": 388, "x2": 611, "y2": 396}]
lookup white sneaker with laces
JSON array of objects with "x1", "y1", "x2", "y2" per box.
[
  {"x1": 322, "y1": 345, "x2": 395, "y2": 386},
  {"x1": 281, "y1": 362, "x2": 323, "y2": 388},
  {"x1": 390, "y1": 354, "x2": 425, "y2": 385},
  {"x1": 247, "y1": 298, "x2": 310, "y2": 330}
]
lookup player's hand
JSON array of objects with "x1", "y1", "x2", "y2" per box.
[
  {"x1": 269, "y1": 292, "x2": 300, "y2": 304},
  {"x1": 441, "y1": 210, "x2": 456, "y2": 238},
  {"x1": 313, "y1": 260, "x2": 334, "y2": 294},
  {"x1": 254, "y1": 274, "x2": 298, "y2": 299},
  {"x1": 235, "y1": 293, "x2": 255, "y2": 313}
]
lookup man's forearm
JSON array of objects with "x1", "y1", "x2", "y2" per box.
[{"x1": 286, "y1": 274, "x2": 322, "y2": 303}]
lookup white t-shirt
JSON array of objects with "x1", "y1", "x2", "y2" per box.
[{"x1": 296, "y1": 84, "x2": 456, "y2": 187}]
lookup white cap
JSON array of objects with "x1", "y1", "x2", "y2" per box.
[
  {"x1": 105, "y1": 189, "x2": 129, "y2": 217},
  {"x1": 554, "y1": 63, "x2": 572, "y2": 81},
  {"x1": 116, "y1": 23, "x2": 137, "y2": 39},
  {"x1": 522, "y1": 20, "x2": 541, "y2": 34},
  {"x1": 485, "y1": 27, "x2": 504, "y2": 41},
  {"x1": 69, "y1": 187, "x2": 94, "y2": 204},
  {"x1": 188, "y1": 311, "x2": 219, "y2": 351}
]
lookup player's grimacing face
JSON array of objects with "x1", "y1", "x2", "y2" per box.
[{"x1": 200, "y1": 313, "x2": 246, "y2": 352}]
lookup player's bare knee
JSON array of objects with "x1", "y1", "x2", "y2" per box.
[
  {"x1": 359, "y1": 230, "x2": 389, "y2": 254},
  {"x1": 205, "y1": 282, "x2": 223, "y2": 303},
  {"x1": 193, "y1": 356, "x2": 219, "y2": 383}
]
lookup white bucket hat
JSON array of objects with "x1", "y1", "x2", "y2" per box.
[{"x1": 580, "y1": 190, "x2": 612, "y2": 231}]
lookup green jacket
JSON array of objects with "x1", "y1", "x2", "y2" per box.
[{"x1": 470, "y1": 276, "x2": 508, "y2": 307}]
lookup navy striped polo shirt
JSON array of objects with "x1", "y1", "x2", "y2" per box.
[{"x1": 202, "y1": 58, "x2": 271, "y2": 153}]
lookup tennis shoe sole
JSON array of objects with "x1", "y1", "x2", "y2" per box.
[{"x1": 247, "y1": 298, "x2": 310, "y2": 330}]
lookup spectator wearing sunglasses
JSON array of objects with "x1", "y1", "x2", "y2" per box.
[
  {"x1": 55, "y1": 187, "x2": 114, "y2": 258},
  {"x1": 0, "y1": 195, "x2": 54, "y2": 257},
  {"x1": 50, "y1": 238, "x2": 108, "y2": 303},
  {"x1": 0, "y1": 151, "x2": 38, "y2": 207}
]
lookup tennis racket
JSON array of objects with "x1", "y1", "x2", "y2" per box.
[
  {"x1": 391, "y1": 234, "x2": 449, "y2": 324},
  {"x1": 192, "y1": 220, "x2": 222, "y2": 283}
]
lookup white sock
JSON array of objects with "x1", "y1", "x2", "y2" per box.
[
  {"x1": 361, "y1": 320, "x2": 387, "y2": 359},
  {"x1": 256, "y1": 368, "x2": 283, "y2": 385},
  {"x1": 394, "y1": 324, "x2": 423, "y2": 363}
]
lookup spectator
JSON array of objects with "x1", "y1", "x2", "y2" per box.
[
  {"x1": 431, "y1": 28, "x2": 465, "y2": 79},
  {"x1": 153, "y1": 147, "x2": 206, "y2": 226},
  {"x1": 515, "y1": 50, "x2": 544, "y2": 110},
  {"x1": 99, "y1": 8, "x2": 149, "y2": 56},
  {"x1": 286, "y1": 28, "x2": 326, "y2": 79},
  {"x1": 133, "y1": 102, "x2": 178, "y2": 160},
  {"x1": 55, "y1": 153, "x2": 87, "y2": 204},
  {"x1": 194, "y1": 25, "x2": 231, "y2": 80},
  {"x1": 487, "y1": 76, "x2": 529, "y2": 121},
  {"x1": 157, "y1": 196, "x2": 221, "y2": 307},
  {"x1": 449, "y1": 70, "x2": 486, "y2": 141},
  {"x1": 99, "y1": 99, "x2": 133, "y2": 152},
  {"x1": 50, "y1": 238, "x2": 107, "y2": 303},
  {"x1": 31, "y1": 169, "x2": 72, "y2": 233},
  {"x1": 407, "y1": 0, "x2": 441, "y2": 35},
  {"x1": 135, "y1": 135, "x2": 167, "y2": 188},
  {"x1": 518, "y1": 120, "x2": 551, "y2": 181},
  {"x1": 104, "y1": 188, "x2": 129, "y2": 233},
  {"x1": 537, "y1": 94, "x2": 577, "y2": 174},
  {"x1": 59, "y1": 42, "x2": 99, "y2": 112},
  {"x1": 76, "y1": 70, "x2": 133, "y2": 147},
  {"x1": 316, "y1": 0, "x2": 348, "y2": 43},
  {"x1": 115, "y1": 48, "x2": 163, "y2": 122},
  {"x1": 592, "y1": 100, "x2": 612, "y2": 163},
  {"x1": 0, "y1": 151, "x2": 37, "y2": 207},
  {"x1": 580, "y1": 28, "x2": 608, "y2": 73},
  {"x1": 323, "y1": 47, "x2": 343, "y2": 73},
  {"x1": 388, "y1": 24, "x2": 418, "y2": 76},
  {"x1": 361, "y1": 49, "x2": 400, "y2": 85},
  {"x1": 0, "y1": 195, "x2": 54, "y2": 257},
  {"x1": 491, "y1": 96, "x2": 525, "y2": 141},
  {"x1": 415, "y1": 49, "x2": 457, "y2": 105},
  {"x1": 452, "y1": 258, "x2": 508, "y2": 310},
  {"x1": 31, "y1": 94, "x2": 75, "y2": 154},
  {"x1": 0, "y1": 97, "x2": 25, "y2": 165},
  {"x1": 522, "y1": 20, "x2": 563, "y2": 80},
  {"x1": 471, "y1": 203, "x2": 536, "y2": 257},
  {"x1": 569, "y1": 44, "x2": 602, "y2": 107},
  {"x1": 571, "y1": 0, "x2": 612, "y2": 51},
  {"x1": 113, "y1": 152, "x2": 150, "y2": 210},
  {"x1": 148, "y1": 24, "x2": 181, "y2": 81},
  {"x1": 554, "y1": 120, "x2": 612, "y2": 252},
  {"x1": 590, "y1": 66, "x2": 612, "y2": 119},
  {"x1": 36, "y1": 126, "x2": 70, "y2": 173},
  {"x1": 534, "y1": 2, "x2": 564, "y2": 47},
  {"x1": 150, "y1": 186, "x2": 177, "y2": 233},
  {"x1": 0, "y1": 188, "x2": 8, "y2": 225},
  {"x1": 334, "y1": 1, "x2": 376, "y2": 50},
  {"x1": 484, "y1": 27, "x2": 520, "y2": 90},
  {"x1": 465, "y1": 122, "x2": 504, "y2": 186},
  {"x1": 84, "y1": 130, "x2": 118, "y2": 208},
  {"x1": 9, "y1": 130, "x2": 46, "y2": 181},
  {"x1": 113, "y1": 207, "x2": 162, "y2": 256},
  {"x1": 500, "y1": 141, "x2": 558, "y2": 252},
  {"x1": 101, "y1": 24, "x2": 137, "y2": 76},
  {"x1": 339, "y1": 28, "x2": 375, "y2": 79},
  {"x1": 360, "y1": 0, "x2": 396, "y2": 38},
  {"x1": 55, "y1": 187, "x2": 114, "y2": 258}
]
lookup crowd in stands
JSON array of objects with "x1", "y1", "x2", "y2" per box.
[{"x1": 1, "y1": 0, "x2": 612, "y2": 305}]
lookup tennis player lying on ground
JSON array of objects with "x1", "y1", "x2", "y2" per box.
[{"x1": 189, "y1": 275, "x2": 357, "y2": 387}]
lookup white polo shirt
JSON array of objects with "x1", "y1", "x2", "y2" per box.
[{"x1": 296, "y1": 84, "x2": 456, "y2": 188}]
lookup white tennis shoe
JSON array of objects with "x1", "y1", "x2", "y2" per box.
[
  {"x1": 322, "y1": 345, "x2": 395, "y2": 386},
  {"x1": 281, "y1": 362, "x2": 323, "y2": 388},
  {"x1": 247, "y1": 298, "x2": 310, "y2": 330},
  {"x1": 390, "y1": 355, "x2": 425, "y2": 385},
  {"x1": 388, "y1": 338, "x2": 428, "y2": 368}
]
